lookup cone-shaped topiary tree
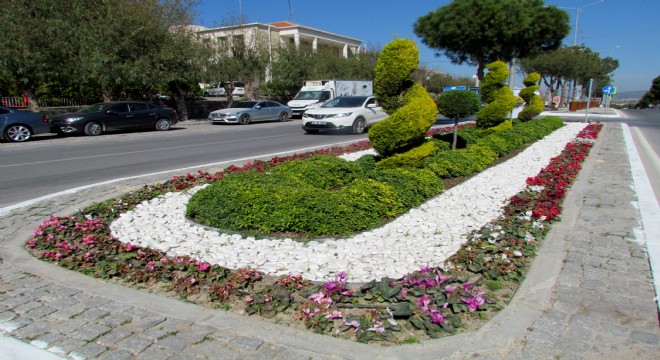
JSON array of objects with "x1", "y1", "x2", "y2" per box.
[
  {"x1": 518, "y1": 72, "x2": 543, "y2": 121},
  {"x1": 475, "y1": 61, "x2": 516, "y2": 129},
  {"x1": 369, "y1": 39, "x2": 438, "y2": 157}
]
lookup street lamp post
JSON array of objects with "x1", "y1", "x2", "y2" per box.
[
  {"x1": 560, "y1": 0, "x2": 605, "y2": 102},
  {"x1": 561, "y1": 0, "x2": 605, "y2": 46}
]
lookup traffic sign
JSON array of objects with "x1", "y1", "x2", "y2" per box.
[
  {"x1": 443, "y1": 86, "x2": 467, "y2": 92},
  {"x1": 602, "y1": 85, "x2": 615, "y2": 95}
]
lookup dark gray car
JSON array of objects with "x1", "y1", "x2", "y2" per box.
[
  {"x1": 48, "y1": 101, "x2": 178, "y2": 136},
  {"x1": 0, "y1": 106, "x2": 50, "y2": 142}
]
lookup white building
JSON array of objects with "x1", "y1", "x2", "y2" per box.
[{"x1": 195, "y1": 21, "x2": 362, "y2": 59}]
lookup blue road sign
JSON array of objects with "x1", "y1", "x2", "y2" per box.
[
  {"x1": 602, "y1": 85, "x2": 614, "y2": 95},
  {"x1": 443, "y1": 86, "x2": 467, "y2": 92}
]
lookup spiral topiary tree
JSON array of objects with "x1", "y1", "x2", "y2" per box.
[
  {"x1": 518, "y1": 72, "x2": 543, "y2": 121},
  {"x1": 475, "y1": 61, "x2": 517, "y2": 129},
  {"x1": 369, "y1": 39, "x2": 438, "y2": 157}
]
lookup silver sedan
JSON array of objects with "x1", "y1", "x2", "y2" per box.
[{"x1": 208, "y1": 100, "x2": 292, "y2": 124}]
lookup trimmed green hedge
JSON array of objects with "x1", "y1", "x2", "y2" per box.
[{"x1": 186, "y1": 117, "x2": 565, "y2": 238}]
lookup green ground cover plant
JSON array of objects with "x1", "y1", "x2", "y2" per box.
[{"x1": 186, "y1": 117, "x2": 564, "y2": 238}]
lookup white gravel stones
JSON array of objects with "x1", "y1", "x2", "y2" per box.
[{"x1": 110, "y1": 123, "x2": 587, "y2": 282}]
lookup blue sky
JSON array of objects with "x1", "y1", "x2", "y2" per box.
[{"x1": 194, "y1": 0, "x2": 660, "y2": 92}]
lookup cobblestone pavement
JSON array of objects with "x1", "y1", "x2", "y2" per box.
[{"x1": 0, "y1": 122, "x2": 658, "y2": 359}]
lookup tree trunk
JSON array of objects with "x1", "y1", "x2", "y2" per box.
[
  {"x1": 175, "y1": 93, "x2": 188, "y2": 121},
  {"x1": 452, "y1": 118, "x2": 459, "y2": 150},
  {"x1": 21, "y1": 88, "x2": 40, "y2": 112},
  {"x1": 101, "y1": 88, "x2": 113, "y2": 102}
]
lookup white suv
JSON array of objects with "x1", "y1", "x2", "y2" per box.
[{"x1": 301, "y1": 96, "x2": 388, "y2": 134}]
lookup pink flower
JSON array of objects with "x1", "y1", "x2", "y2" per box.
[
  {"x1": 344, "y1": 320, "x2": 360, "y2": 329},
  {"x1": 146, "y1": 261, "x2": 156, "y2": 271},
  {"x1": 416, "y1": 294, "x2": 431, "y2": 312},
  {"x1": 197, "y1": 262, "x2": 210, "y2": 272},
  {"x1": 325, "y1": 310, "x2": 343, "y2": 319},
  {"x1": 444, "y1": 285, "x2": 457, "y2": 293},
  {"x1": 244, "y1": 296, "x2": 254, "y2": 304},
  {"x1": 125, "y1": 243, "x2": 136, "y2": 252},
  {"x1": 428, "y1": 309, "x2": 444, "y2": 324},
  {"x1": 27, "y1": 240, "x2": 37, "y2": 248},
  {"x1": 367, "y1": 321, "x2": 385, "y2": 333}
]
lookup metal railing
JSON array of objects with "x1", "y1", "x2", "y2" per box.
[
  {"x1": 1, "y1": 97, "x2": 98, "y2": 109},
  {"x1": 0, "y1": 97, "x2": 27, "y2": 108}
]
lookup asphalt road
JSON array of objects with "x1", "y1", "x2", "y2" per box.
[{"x1": 1, "y1": 111, "x2": 657, "y2": 212}]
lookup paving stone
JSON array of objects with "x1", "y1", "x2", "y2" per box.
[
  {"x1": 151, "y1": 334, "x2": 191, "y2": 353},
  {"x1": 115, "y1": 334, "x2": 154, "y2": 355},
  {"x1": 70, "y1": 322, "x2": 112, "y2": 341},
  {"x1": 24, "y1": 304, "x2": 57, "y2": 319},
  {"x1": 631, "y1": 331, "x2": 659, "y2": 345},
  {"x1": 72, "y1": 342, "x2": 109, "y2": 358},
  {"x1": 49, "y1": 337, "x2": 88, "y2": 357},
  {"x1": 48, "y1": 304, "x2": 90, "y2": 320},
  {"x1": 51, "y1": 318, "x2": 88, "y2": 334},
  {"x1": 0, "y1": 310, "x2": 17, "y2": 323},
  {"x1": 75, "y1": 307, "x2": 110, "y2": 322},
  {"x1": 177, "y1": 341, "x2": 242, "y2": 360},
  {"x1": 12, "y1": 319, "x2": 53, "y2": 340},
  {"x1": 230, "y1": 335, "x2": 264, "y2": 352},
  {"x1": 0, "y1": 317, "x2": 31, "y2": 332},
  {"x1": 98, "y1": 349, "x2": 134, "y2": 360},
  {"x1": 31, "y1": 332, "x2": 66, "y2": 347},
  {"x1": 96, "y1": 327, "x2": 134, "y2": 346}
]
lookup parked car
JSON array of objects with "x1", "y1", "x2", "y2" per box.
[
  {"x1": 48, "y1": 101, "x2": 178, "y2": 136},
  {"x1": 203, "y1": 81, "x2": 245, "y2": 97},
  {"x1": 208, "y1": 100, "x2": 292, "y2": 124},
  {"x1": 0, "y1": 106, "x2": 50, "y2": 142},
  {"x1": 301, "y1": 96, "x2": 389, "y2": 134}
]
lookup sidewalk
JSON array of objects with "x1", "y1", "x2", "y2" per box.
[
  {"x1": 0, "y1": 123, "x2": 658, "y2": 359},
  {"x1": 541, "y1": 106, "x2": 621, "y2": 117}
]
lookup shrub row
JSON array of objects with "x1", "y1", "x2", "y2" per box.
[{"x1": 186, "y1": 117, "x2": 565, "y2": 238}]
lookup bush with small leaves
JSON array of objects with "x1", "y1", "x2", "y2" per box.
[
  {"x1": 518, "y1": 73, "x2": 543, "y2": 121},
  {"x1": 476, "y1": 61, "x2": 517, "y2": 129}
]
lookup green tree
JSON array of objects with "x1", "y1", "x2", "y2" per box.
[
  {"x1": 520, "y1": 46, "x2": 619, "y2": 104},
  {"x1": 413, "y1": 0, "x2": 569, "y2": 81},
  {"x1": 0, "y1": 0, "x2": 200, "y2": 109},
  {"x1": 638, "y1": 76, "x2": 660, "y2": 108},
  {"x1": 436, "y1": 90, "x2": 480, "y2": 149}
]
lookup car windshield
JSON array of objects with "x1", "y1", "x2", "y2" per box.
[
  {"x1": 293, "y1": 91, "x2": 325, "y2": 100},
  {"x1": 77, "y1": 103, "x2": 111, "y2": 113},
  {"x1": 321, "y1": 97, "x2": 367, "y2": 108},
  {"x1": 229, "y1": 101, "x2": 257, "y2": 109}
]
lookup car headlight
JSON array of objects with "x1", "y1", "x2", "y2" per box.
[
  {"x1": 302, "y1": 113, "x2": 311, "y2": 118},
  {"x1": 326, "y1": 112, "x2": 352, "y2": 118}
]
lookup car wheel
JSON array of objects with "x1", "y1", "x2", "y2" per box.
[
  {"x1": 239, "y1": 114, "x2": 251, "y2": 125},
  {"x1": 4, "y1": 124, "x2": 32, "y2": 142},
  {"x1": 83, "y1": 122, "x2": 103, "y2": 136},
  {"x1": 304, "y1": 129, "x2": 319, "y2": 134},
  {"x1": 155, "y1": 118, "x2": 171, "y2": 131},
  {"x1": 278, "y1": 112, "x2": 289, "y2": 122},
  {"x1": 203, "y1": 91, "x2": 209, "y2": 97},
  {"x1": 351, "y1": 117, "x2": 366, "y2": 135}
]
